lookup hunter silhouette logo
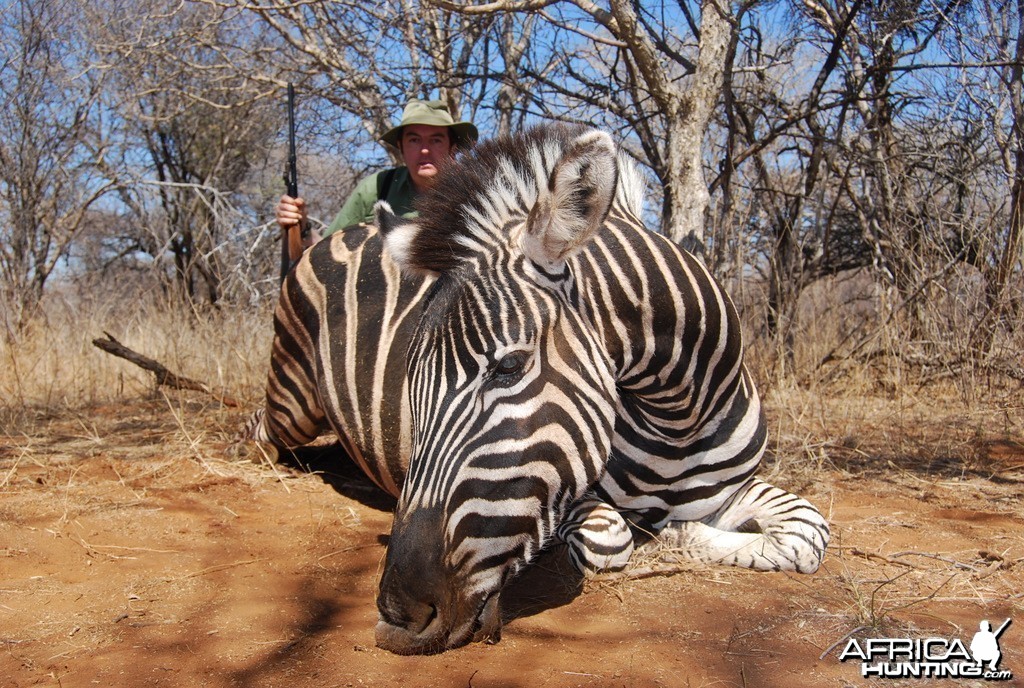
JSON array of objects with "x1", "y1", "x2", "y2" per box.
[
  {"x1": 838, "y1": 618, "x2": 1013, "y2": 681},
  {"x1": 971, "y1": 619, "x2": 1011, "y2": 672}
]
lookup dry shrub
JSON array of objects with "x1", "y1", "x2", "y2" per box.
[
  {"x1": 739, "y1": 266, "x2": 1023, "y2": 391},
  {"x1": 738, "y1": 270, "x2": 1024, "y2": 487},
  {"x1": 0, "y1": 285, "x2": 275, "y2": 432}
]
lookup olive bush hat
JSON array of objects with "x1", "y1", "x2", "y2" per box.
[{"x1": 380, "y1": 99, "x2": 479, "y2": 148}]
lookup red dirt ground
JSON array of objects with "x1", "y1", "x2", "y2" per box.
[{"x1": 1, "y1": 398, "x2": 1021, "y2": 687}]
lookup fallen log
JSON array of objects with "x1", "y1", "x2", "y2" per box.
[{"x1": 92, "y1": 331, "x2": 239, "y2": 407}]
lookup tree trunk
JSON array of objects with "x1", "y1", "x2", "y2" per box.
[
  {"x1": 979, "y1": 0, "x2": 1024, "y2": 353},
  {"x1": 665, "y1": 0, "x2": 731, "y2": 255},
  {"x1": 978, "y1": 138, "x2": 1024, "y2": 354}
]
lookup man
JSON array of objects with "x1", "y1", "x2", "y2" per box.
[{"x1": 276, "y1": 99, "x2": 478, "y2": 245}]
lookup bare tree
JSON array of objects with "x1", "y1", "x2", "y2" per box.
[
  {"x1": 4, "y1": 0, "x2": 1017, "y2": 388},
  {"x1": 430, "y1": 0, "x2": 739, "y2": 253},
  {"x1": 493, "y1": 13, "x2": 538, "y2": 137},
  {"x1": 954, "y1": 0, "x2": 1024, "y2": 353},
  {"x1": 211, "y1": 0, "x2": 506, "y2": 144},
  {"x1": 716, "y1": 0, "x2": 1006, "y2": 362},
  {"x1": 711, "y1": 0, "x2": 872, "y2": 349},
  {"x1": 201, "y1": 0, "x2": 527, "y2": 204},
  {"x1": 87, "y1": 0, "x2": 281, "y2": 305},
  {"x1": 819, "y1": 0, "x2": 967, "y2": 344},
  {"x1": 0, "y1": 0, "x2": 111, "y2": 336}
]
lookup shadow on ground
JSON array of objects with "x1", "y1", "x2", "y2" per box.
[
  {"x1": 274, "y1": 441, "x2": 587, "y2": 626},
  {"x1": 275, "y1": 441, "x2": 398, "y2": 512},
  {"x1": 501, "y1": 544, "x2": 585, "y2": 624}
]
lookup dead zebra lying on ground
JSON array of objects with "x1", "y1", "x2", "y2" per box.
[{"x1": 246, "y1": 124, "x2": 830, "y2": 655}]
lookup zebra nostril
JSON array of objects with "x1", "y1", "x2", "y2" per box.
[{"x1": 407, "y1": 600, "x2": 439, "y2": 635}]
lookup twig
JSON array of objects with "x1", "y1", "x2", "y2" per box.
[
  {"x1": 171, "y1": 558, "x2": 265, "y2": 581},
  {"x1": 0, "y1": 447, "x2": 26, "y2": 488},
  {"x1": 91, "y1": 332, "x2": 239, "y2": 407},
  {"x1": 845, "y1": 547, "x2": 917, "y2": 568},
  {"x1": 591, "y1": 564, "x2": 698, "y2": 582},
  {"x1": 316, "y1": 544, "x2": 379, "y2": 568},
  {"x1": 819, "y1": 625, "x2": 867, "y2": 660},
  {"x1": 890, "y1": 551, "x2": 980, "y2": 572},
  {"x1": 250, "y1": 441, "x2": 292, "y2": 493}
]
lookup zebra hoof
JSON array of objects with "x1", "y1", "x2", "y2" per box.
[
  {"x1": 248, "y1": 441, "x2": 281, "y2": 466},
  {"x1": 566, "y1": 538, "x2": 635, "y2": 576}
]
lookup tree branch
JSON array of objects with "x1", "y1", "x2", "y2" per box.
[{"x1": 92, "y1": 332, "x2": 239, "y2": 407}]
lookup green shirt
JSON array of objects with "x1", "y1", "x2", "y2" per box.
[{"x1": 323, "y1": 166, "x2": 418, "y2": 237}]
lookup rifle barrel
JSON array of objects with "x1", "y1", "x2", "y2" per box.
[
  {"x1": 285, "y1": 82, "x2": 298, "y2": 198},
  {"x1": 280, "y1": 82, "x2": 301, "y2": 285}
]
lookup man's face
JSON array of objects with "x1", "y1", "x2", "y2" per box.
[{"x1": 401, "y1": 124, "x2": 452, "y2": 191}]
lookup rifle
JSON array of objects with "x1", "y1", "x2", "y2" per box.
[{"x1": 280, "y1": 82, "x2": 303, "y2": 284}]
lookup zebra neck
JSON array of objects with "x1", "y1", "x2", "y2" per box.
[{"x1": 575, "y1": 216, "x2": 747, "y2": 433}]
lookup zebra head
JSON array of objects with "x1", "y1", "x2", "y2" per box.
[{"x1": 373, "y1": 126, "x2": 625, "y2": 655}]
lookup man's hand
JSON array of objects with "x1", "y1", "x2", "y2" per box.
[
  {"x1": 276, "y1": 194, "x2": 307, "y2": 229},
  {"x1": 276, "y1": 195, "x2": 320, "y2": 248}
]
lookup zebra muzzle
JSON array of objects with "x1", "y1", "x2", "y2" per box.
[
  {"x1": 374, "y1": 589, "x2": 503, "y2": 655},
  {"x1": 374, "y1": 611, "x2": 444, "y2": 655}
]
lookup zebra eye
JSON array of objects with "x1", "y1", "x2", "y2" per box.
[{"x1": 492, "y1": 352, "x2": 527, "y2": 380}]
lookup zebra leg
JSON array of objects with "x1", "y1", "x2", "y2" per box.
[
  {"x1": 241, "y1": 405, "x2": 322, "y2": 448},
  {"x1": 242, "y1": 281, "x2": 327, "y2": 450},
  {"x1": 556, "y1": 496, "x2": 635, "y2": 575},
  {"x1": 654, "y1": 478, "x2": 829, "y2": 573},
  {"x1": 242, "y1": 360, "x2": 327, "y2": 450}
]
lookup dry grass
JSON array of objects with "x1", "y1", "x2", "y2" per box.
[
  {"x1": 0, "y1": 289, "x2": 285, "y2": 497},
  {"x1": 3, "y1": 282, "x2": 1021, "y2": 482},
  {"x1": 761, "y1": 378, "x2": 1024, "y2": 491},
  {"x1": 1, "y1": 286, "x2": 1021, "y2": 686},
  {"x1": 0, "y1": 289, "x2": 274, "y2": 433}
]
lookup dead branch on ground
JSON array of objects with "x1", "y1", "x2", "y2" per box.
[{"x1": 91, "y1": 331, "x2": 239, "y2": 407}]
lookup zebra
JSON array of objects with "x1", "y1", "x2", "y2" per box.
[{"x1": 246, "y1": 124, "x2": 830, "y2": 656}]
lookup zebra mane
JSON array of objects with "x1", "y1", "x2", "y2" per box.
[{"x1": 407, "y1": 124, "x2": 645, "y2": 274}]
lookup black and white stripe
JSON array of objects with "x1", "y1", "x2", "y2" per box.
[{"x1": 246, "y1": 124, "x2": 829, "y2": 655}]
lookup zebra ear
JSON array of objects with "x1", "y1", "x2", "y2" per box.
[
  {"x1": 376, "y1": 201, "x2": 436, "y2": 278},
  {"x1": 521, "y1": 130, "x2": 618, "y2": 273}
]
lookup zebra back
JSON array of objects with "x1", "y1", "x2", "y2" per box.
[{"x1": 258, "y1": 224, "x2": 432, "y2": 496}]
